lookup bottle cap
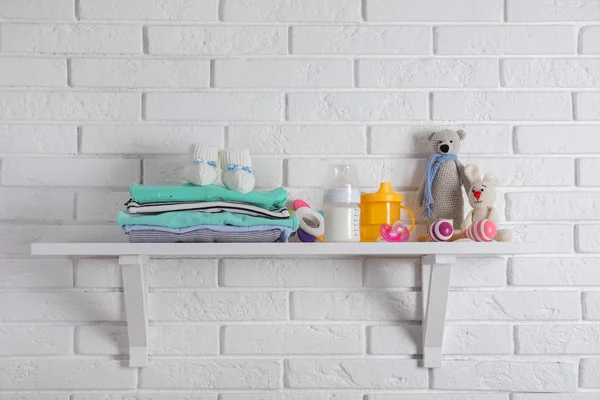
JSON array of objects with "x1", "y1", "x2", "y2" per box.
[{"x1": 361, "y1": 182, "x2": 404, "y2": 203}]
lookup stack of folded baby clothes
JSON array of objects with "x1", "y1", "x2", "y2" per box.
[{"x1": 117, "y1": 184, "x2": 299, "y2": 243}]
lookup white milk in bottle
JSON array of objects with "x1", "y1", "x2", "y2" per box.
[{"x1": 323, "y1": 165, "x2": 361, "y2": 242}]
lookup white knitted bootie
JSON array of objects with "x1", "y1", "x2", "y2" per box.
[
  {"x1": 220, "y1": 149, "x2": 255, "y2": 194},
  {"x1": 183, "y1": 144, "x2": 219, "y2": 186}
]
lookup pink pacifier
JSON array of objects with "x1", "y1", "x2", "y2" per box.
[{"x1": 379, "y1": 221, "x2": 410, "y2": 242}]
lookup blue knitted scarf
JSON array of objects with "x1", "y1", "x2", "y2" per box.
[{"x1": 422, "y1": 153, "x2": 458, "y2": 218}]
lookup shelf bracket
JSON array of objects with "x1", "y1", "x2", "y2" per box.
[
  {"x1": 421, "y1": 254, "x2": 455, "y2": 368},
  {"x1": 119, "y1": 255, "x2": 149, "y2": 367}
]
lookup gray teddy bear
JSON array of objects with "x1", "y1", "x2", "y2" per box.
[{"x1": 417, "y1": 129, "x2": 470, "y2": 230}]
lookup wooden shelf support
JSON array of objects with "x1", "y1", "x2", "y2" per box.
[{"x1": 119, "y1": 255, "x2": 149, "y2": 368}]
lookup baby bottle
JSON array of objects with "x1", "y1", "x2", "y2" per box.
[{"x1": 323, "y1": 164, "x2": 361, "y2": 242}]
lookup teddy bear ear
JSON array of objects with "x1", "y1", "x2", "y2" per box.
[
  {"x1": 456, "y1": 129, "x2": 466, "y2": 140},
  {"x1": 427, "y1": 131, "x2": 436, "y2": 141}
]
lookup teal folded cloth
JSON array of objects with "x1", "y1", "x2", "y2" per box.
[
  {"x1": 117, "y1": 210, "x2": 299, "y2": 231},
  {"x1": 130, "y1": 184, "x2": 288, "y2": 210}
]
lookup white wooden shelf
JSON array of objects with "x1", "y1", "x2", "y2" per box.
[
  {"x1": 31, "y1": 242, "x2": 537, "y2": 257},
  {"x1": 31, "y1": 242, "x2": 539, "y2": 369}
]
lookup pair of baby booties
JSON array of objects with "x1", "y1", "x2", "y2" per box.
[{"x1": 183, "y1": 145, "x2": 255, "y2": 194}]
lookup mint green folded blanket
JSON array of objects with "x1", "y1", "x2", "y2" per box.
[
  {"x1": 130, "y1": 184, "x2": 288, "y2": 210},
  {"x1": 117, "y1": 210, "x2": 299, "y2": 231}
]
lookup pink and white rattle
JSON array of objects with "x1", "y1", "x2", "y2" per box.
[
  {"x1": 450, "y1": 219, "x2": 497, "y2": 242},
  {"x1": 379, "y1": 221, "x2": 410, "y2": 242}
]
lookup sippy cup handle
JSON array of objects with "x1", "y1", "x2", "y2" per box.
[{"x1": 400, "y1": 205, "x2": 416, "y2": 232}]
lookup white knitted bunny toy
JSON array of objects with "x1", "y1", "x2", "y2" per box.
[{"x1": 463, "y1": 164, "x2": 512, "y2": 242}]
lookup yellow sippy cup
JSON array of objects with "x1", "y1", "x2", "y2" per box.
[{"x1": 360, "y1": 182, "x2": 416, "y2": 242}]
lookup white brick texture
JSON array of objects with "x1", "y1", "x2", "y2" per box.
[
  {"x1": 80, "y1": 125, "x2": 223, "y2": 154},
  {"x1": 140, "y1": 360, "x2": 281, "y2": 389},
  {"x1": 222, "y1": 396, "x2": 360, "y2": 400},
  {"x1": 0, "y1": 0, "x2": 74, "y2": 19},
  {"x1": 147, "y1": 26, "x2": 286, "y2": 55},
  {"x1": 503, "y1": 59, "x2": 600, "y2": 87},
  {"x1": 369, "y1": 324, "x2": 512, "y2": 355},
  {"x1": 370, "y1": 396, "x2": 508, "y2": 400},
  {"x1": 76, "y1": 258, "x2": 217, "y2": 288},
  {"x1": 364, "y1": 257, "x2": 506, "y2": 287},
  {"x1": 76, "y1": 325, "x2": 219, "y2": 355},
  {"x1": 221, "y1": 0, "x2": 361, "y2": 21},
  {"x1": 0, "y1": 326, "x2": 73, "y2": 355},
  {"x1": 516, "y1": 126, "x2": 600, "y2": 154},
  {"x1": 576, "y1": 93, "x2": 600, "y2": 120},
  {"x1": 292, "y1": 291, "x2": 419, "y2": 320},
  {"x1": 1, "y1": 158, "x2": 141, "y2": 187},
  {"x1": 517, "y1": 325, "x2": 600, "y2": 354},
  {"x1": 369, "y1": 125, "x2": 512, "y2": 155},
  {"x1": 214, "y1": 59, "x2": 352, "y2": 88},
  {"x1": 0, "y1": 0, "x2": 596, "y2": 396},
  {"x1": 510, "y1": 257, "x2": 600, "y2": 286},
  {"x1": 358, "y1": 59, "x2": 499, "y2": 88},
  {"x1": 291, "y1": 26, "x2": 430, "y2": 55},
  {"x1": 228, "y1": 125, "x2": 366, "y2": 155},
  {"x1": 285, "y1": 359, "x2": 427, "y2": 388},
  {"x1": 150, "y1": 292, "x2": 287, "y2": 321},
  {"x1": 0, "y1": 24, "x2": 142, "y2": 54},
  {"x1": 0, "y1": 292, "x2": 124, "y2": 321},
  {"x1": 0, "y1": 395, "x2": 68, "y2": 400},
  {"x1": 432, "y1": 361, "x2": 576, "y2": 392},
  {"x1": 583, "y1": 292, "x2": 600, "y2": 320},
  {"x1": 0, "y1": 360, "x2": 136, "y2": 389},
  {"x1": 432, "y1": 92, "x2": 572, "y2": 121},
  {"x1": 221, "y1": 258, "x2": 362, "y2": 287},
  {"x1": 435, "y1": 26, "x2": 574, "y2": 55},
  {"x1": 0, "y1": 258, "x2": 73, "y2": 287},
  {"x1": 145, "y1": 92, "x2": 282, "y2": 121},
  {"x1": 288, "y1": 92, "x2": 428, "y2": 121},
  {"x1": 577, "y1": 225, "x2": 600, "y2": 253},
  {"x1": 0, "y1": 188, "x2": 74, "y2": 220},
  {"x1": 507, "y1": 192, "x2": 600, "y2": 221},
  {"x1": 579, "y1": 158, "x2": 600, "y2": 187},
  {"x1": 365, "y1": 0, "x2": 503, "y2": 22},
  {"x1": 507, "y1": 0, "x2": 600, "y2": 21},
  {"x1": 0, "y1": 124, "x2": 77, "y2": 154},
  {"x1": 79, "y1": 0, "x2": 218, "y2": 21},
  {"x1": 71, "y1": 59, "x2": 210, "y2": 88},
  {"x1": 512, "y1": 396, "x2": 599, "y2": 400},
  {"x1": 0, "y1": 58, "x2": 66, "y2": 87},
  {"x1": 223, "y1": 325, "x2": 363, "y2": 354},
  {"x1": 72, "y1": 396, "x2": 214, "y2": 400},
  {"x1": 580, "y1": 359, "x2": 600, "y2": 388},
  {"x1": 0, "y1": 91, "x2": 141, "y2": 121},
  {"x1": 581, "y1": 26, "x2": 600, "y2": 54}
]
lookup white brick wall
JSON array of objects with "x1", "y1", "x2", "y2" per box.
[{"x1": 0, "y1": 0, "x2": 598, "y2": 397}]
